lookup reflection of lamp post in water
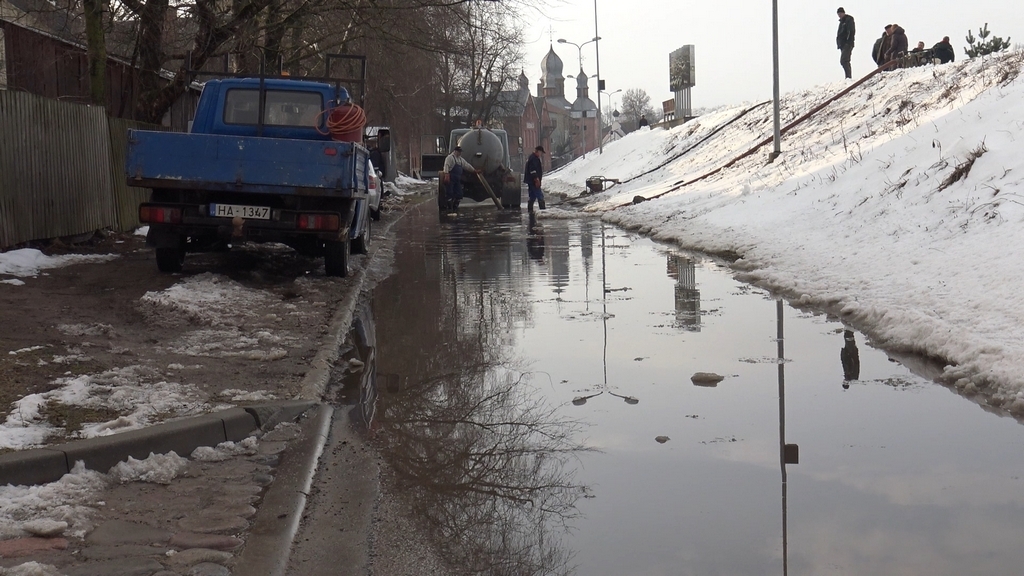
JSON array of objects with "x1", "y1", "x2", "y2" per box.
[
  {"x1": 572, "y1": 223, "x2": 639, "y2": 407},
  {"x1": 778, "y1": 299, "x2": 799, "y2": 576}
]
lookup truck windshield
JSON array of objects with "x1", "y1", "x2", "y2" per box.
[{"x1": 223, "y1": 89, "x2": 324, "y2": 127}]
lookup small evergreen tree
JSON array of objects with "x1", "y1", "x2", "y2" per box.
[{"x1": 965, "y1": 23, "x2": 1012, "y2": 57}]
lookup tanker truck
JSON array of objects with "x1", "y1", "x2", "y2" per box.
[{"x1": 436, "y1": 127, "x2": 522, "y2": 212}]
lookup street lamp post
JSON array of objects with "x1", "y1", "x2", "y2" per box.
[
  {"x1": 593, "y1": 0, "x2": 603, "y2": 153},
  {"x1": 601, "y1": 88, "x2": 621, "y2": 117},
  {"x1": 557, "y1": 37, "x2": 599, "y2": 72},
  {"x1": 559, "y1": 36, "x2": 601, "y2": 158}
]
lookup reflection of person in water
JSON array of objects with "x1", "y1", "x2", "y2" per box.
[
  {"x1": 841, "y1": 329, "x2": 860, "y2": 389},
  {"x1": 527, "y1": 212, "x2": 545, "y2": 262}
]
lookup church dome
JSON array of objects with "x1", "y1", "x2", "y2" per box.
[{"x1": 541, "y1": 46, "x2": 564, "y2": 87}]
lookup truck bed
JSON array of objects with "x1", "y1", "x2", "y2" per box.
[{"x1": 126, "y1": 130, "x2": 368, "y2": 197}]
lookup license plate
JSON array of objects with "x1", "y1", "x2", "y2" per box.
[{"x1": 209, "y1": 203, "x2": 271, "y2": 220}]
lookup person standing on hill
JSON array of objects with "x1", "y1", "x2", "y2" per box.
[
  {"x1": 886, "y1": 24, "x2": 909, "y2": 64},
  {"x1": 836, "y1": 7, "x2": 856, "y2": 79}
]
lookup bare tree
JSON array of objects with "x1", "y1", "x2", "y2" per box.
[{"x1": 620, "y1": 87, "x2": 658, "y2": 132}]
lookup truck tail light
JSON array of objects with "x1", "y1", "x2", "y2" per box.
[
  {"x1": 139, "y1": 205, "x2": 182, "y2": 224},
  {"x1": 298, "y1": 214, "x2": 340, "y2": 231}
]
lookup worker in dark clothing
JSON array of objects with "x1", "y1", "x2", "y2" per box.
[
  {"x1": 872, "y1": 26, "x2": 889, "y2": 66},
  {"x1": 638, "y1": 115, "x2": 650, "y2": 129},
  {"x1": 441, "y1": 146, "x2": 478, "y2": 215},
  {"x1": 876, "y1": 25, "x2": 895, "y2": 67},
  {"x1": 886, "y1": 24, "x2": 909, "y2": 65},
  {"x1": 931, "y1": 36, "x2": 956, "y2": 64},
  {"x1": 836, "y1": 7, "x2": 856, "y2": 79},
  {"x1": 524, "y1": 145, "x2": 546, "y2": 211}
]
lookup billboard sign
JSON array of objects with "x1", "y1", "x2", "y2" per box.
[{"x1": 669, "y1": 45, "x2": 695, "y2": 90}]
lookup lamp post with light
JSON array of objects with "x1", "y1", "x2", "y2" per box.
[
  {"x1": 600, "y1": 88, "x2": 621, "y2": 118},
  {"x1": 556, "y1": 37, "x2": 599, "y2": 72},
  {"x1": 559, "y1": 37, "x2": 600, "y2": 157}
]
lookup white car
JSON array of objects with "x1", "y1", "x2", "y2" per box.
[{"x1": 350, "y1": 161, "x2": 382, "y2": 255}]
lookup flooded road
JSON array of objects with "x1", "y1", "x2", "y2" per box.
[{"x1": 370, "y1": 200, "x2": 1024, "y2": 575}]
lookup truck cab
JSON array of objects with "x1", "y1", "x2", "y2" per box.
[{"x1": 190, "y1": 78, "x2": 339, "y2": 139}]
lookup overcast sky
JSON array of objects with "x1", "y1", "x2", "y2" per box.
[{"x1": 523, "y1": 0, "x2": 1021, "y2": 112}]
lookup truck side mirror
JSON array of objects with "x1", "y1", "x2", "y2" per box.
[{"x1": 378, "y1": 134, "x2": 391, "y2": 153}]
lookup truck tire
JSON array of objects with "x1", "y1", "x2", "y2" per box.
[
  {"x1": 155, "y1": 245, "x2": 185, "y2": 273},
  {"x1": 351, "y1": 221, "x2": 370, "y2": 255},
  {"x1": 324, "y1": 239, "x2": 350, "y2": 277}
]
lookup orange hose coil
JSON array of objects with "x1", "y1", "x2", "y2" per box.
[{"x1": 315, "y1": 102, "x2": 367, "y2": 141}]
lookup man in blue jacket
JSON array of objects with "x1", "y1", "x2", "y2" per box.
[
  {"x1": 524, "y1": 145, "x2": 546, "y2": 211},
  {"x1": 836, "y1": 7, "x2": 856, "y2": 79}
]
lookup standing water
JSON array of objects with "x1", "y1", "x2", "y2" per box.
[{"x1": 370, "y1": 202, "x2": 1024, "y2": 575}]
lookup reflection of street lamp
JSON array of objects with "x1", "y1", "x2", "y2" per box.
[
  {"x1": 572, "y1": 390, "x2": 639, "y2": 406},
  {"x1": 571, "y1": 223, "x2": 639, "y2": 408},
  {"x1": 777, "y1": 299, "x2": 798, "y2": 576},
  {"x1": 557, "y1": 37, "x2": 600, "y2": 71}
]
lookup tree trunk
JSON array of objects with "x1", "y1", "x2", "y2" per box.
[
  {"x1": 82, "y1": 0, "x2": 107, "y2": 108},
  {"x1": 134, "y1": 0, "x2": 168, "y2": 122}
]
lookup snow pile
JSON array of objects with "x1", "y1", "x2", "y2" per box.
[
  {"x1": 219, "y1": 388, "x2": 278, "y2": 402},
  {"x1": 139, "y1": 272, "x2": 279, "y2": 327},
  {"x1": 0, "y1": 249, "x2": 117, "y2": 278},
  {"x1": 0, "y1": 450, "x2": 218, "y2": 544},
  {"x1": 0, "y1": 462, "x2": 106, "y2": 539},
  {"x1": 0, "y1": 561, "x2": 65, "y2": 575},
  {"x1": 191, "y1": 437, "x2": 259, "y2": 462},
  {"x1": 109, "y1": 452, "x2": 189, "y2": 484},
  {"x1": 394, "y1": 173, "x2": 427, "y2": 193},
  {"x1": 547, "y1": 51, "x2": 1024, "y2": 412},
  {"x1": 1, "y1": 366, "x2": 208, "y2": 450}
]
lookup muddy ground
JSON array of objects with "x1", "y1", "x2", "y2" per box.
[{"x1": 1, "y1": 222, "x2": 371, "y2": 444}]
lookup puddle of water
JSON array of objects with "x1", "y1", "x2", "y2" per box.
[{"x1": 372, "y1": 203, "x2": 1024, "y2": 575}]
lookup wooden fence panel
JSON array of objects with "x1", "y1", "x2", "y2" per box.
[{"x1": 0, "y1": 90, "x2": 114, "y2": 248}]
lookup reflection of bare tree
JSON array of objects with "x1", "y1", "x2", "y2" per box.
[
  {"x1": 372, "y1": 206, "x2": 589, "y2": 574},
  {"x1": 375, "y1": 359, "x2": 588, "y2": 576}
]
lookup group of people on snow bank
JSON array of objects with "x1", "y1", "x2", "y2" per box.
[
  {"x1": 835, "y1": 7, "x2": 956, "y2": 80},
  {"x1": 871, "y1": 24, "x2": 956, "y2": 69}
]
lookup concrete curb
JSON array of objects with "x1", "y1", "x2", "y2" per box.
[
  {"x1": 235, "y1": 203, "x2": 407, "y2": 575},
  {"x1": 0, "y1": 402, "x2": 316, "y2": 487},
  {"x1": 232, "y1": 403, "x2": 334, "y2": 576}
]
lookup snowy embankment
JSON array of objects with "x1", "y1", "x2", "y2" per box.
[{"x1": 545, "y1": 51, "x2": 1024, "y2": 413}]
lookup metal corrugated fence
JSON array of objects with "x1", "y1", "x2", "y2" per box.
[{"x1": 0, "y1": 91, "x2": 162, "y2": 249}]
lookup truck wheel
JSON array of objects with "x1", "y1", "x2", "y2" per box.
[
  {"x1": 437, "y1": 180, "x2": 447, "y2": 213},
  {"x1": 351, "y1": 222, "x2": 370, "y2": 255},
  {"x1": 155, "y1": 245, "x2": 185, "y2": 273},
  {"x1": 325, "y1": 240, "x2": 350, "y2": 277}
]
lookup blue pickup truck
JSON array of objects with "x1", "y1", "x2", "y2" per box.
[{"x1": 126, "y1": 77, "x2": 380, "y2": 277}]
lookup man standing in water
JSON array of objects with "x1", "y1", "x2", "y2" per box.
[
  {"x1": 836, "y1": 7, "x2": 856, "y2": 79},
  {"x1": 441, "y1": 146, "x2": 477, "y2": 215},
  {"x1": 524, "y1": 145, "x2": 546, "y2": 211}
]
